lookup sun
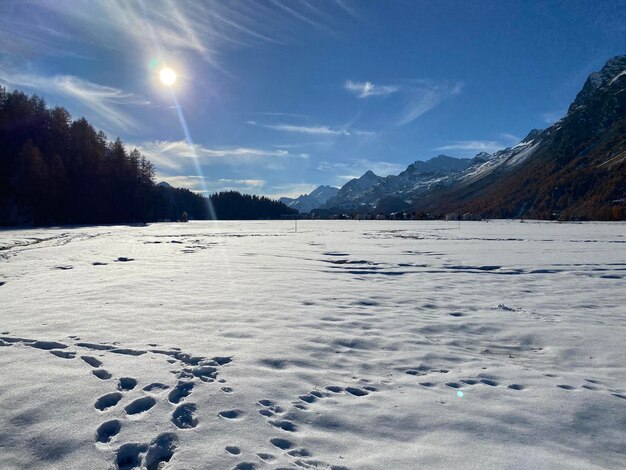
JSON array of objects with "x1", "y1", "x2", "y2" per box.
[{"x1": 159, "y1": 67, "x2": 177, "y2": 86}]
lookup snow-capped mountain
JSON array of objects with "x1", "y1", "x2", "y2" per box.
[
  {"x1": 323, "y1": 54, "x2": 626, "y2": 219},
  {"x1": 279, "y1": 185, "x2": 339, "y2": 213},
  {"x1": 322, "y1": 155, "x2": 474, "y2": 211}
]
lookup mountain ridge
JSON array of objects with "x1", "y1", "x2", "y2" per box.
[{"x1": 317, "y1": 54, "x2": 625, "y2": 220}]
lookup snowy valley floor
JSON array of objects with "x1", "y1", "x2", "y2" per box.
[{"x1": 0, "y1": 220, "x2": 625, "y2": 470}]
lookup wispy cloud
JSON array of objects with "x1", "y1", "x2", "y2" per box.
[
  {"x1": 0, "y1": 1, "x2": 357, "y2": 69},
  {"x1": 435, "y1": 140, "x2": 511, "y2": 154},
  {"x1": 136, "y1": 140, "x2": 308, "y2": 174},
  {"x1": 247, "y1": 121, "x2": 347, "y2": 136},
  {"x1": 397, "y1": 81, "x2": 463, "y2": 126},
  {"x1": 344, "y1": 78, "x2": 463, "y2": 126},
  {"x1": 436, "y1": 141, "x2": 502, "y2": 153},
  {"x1": 345, "y1": 80, "x2": 398, "y2": 98},
  {"x1": 218, "y1": 178, "x2": 265, "y2": 187},
  {"x1": 0, "y1": 71, "x2": 150, "y2": 132},
  {"x1": 156, "y1": 175, "x2": 266, "y2": 194},
  {"x1": 435, "y1": 133, "x2": 520, "y2": 155},
  {"x1": 247, "y1": 120, "x2": 373, "y2": 136}
]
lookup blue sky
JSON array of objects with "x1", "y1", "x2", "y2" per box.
[{"x1": 1, "y1": 1, "x2": 624, "y2": 197}]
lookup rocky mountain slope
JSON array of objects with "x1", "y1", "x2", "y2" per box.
[
  {"x1": 321, "y1": 54, "x2": 626, "y2": 220},
  {"x1": 322, "y1": 155, "x2": 474, "y2": 212},
  {"x1": 279, "y1": 185, "x2": 339, "y2": 213}
]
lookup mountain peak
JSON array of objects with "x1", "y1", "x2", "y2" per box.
[
  {"x1": 569, "y1": 54, "x2": 626, "y2": 113},
  {"x1": 405, "y1": 155, "x2": 473, "y2": 174},
  {"x1": 521, "y1": 128, "x2": 543, "y2": 143}
]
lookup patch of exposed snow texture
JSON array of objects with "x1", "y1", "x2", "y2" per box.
[
  {"x1": 1, "y1": 220, "x2": 625, "y2": 469},
  {"x1": 608, "y1": 70, "x2": 626, "y2": 86}
]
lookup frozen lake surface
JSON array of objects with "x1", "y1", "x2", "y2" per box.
[{"x1": 1, "y1": 220, "x2": 625, "y2": 469}]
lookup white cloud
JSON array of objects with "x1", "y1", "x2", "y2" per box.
[
  {"x1": 247, "y1": 120, "x2": 373, "y2": 137},
  {"x1": 218, "y1": 178, "x2": 265, "y2": 187},
  {"x1": 156, "y1": 175, "x2": 267, "y2": 194},
  {"x1": 158, "y1": 175, "x2": 207, "y2": 191},
  {"x1": 397, "y1": 81, "x2": 463, "y2": 126},
  {"x1": 247, "y1": 121, "x2": 349, "y2": 136},
  {"x1": 344, "y1": 78, "x2": 463, "y2": 127},
  {"x1": 0, "y1": 71, "x2": 150, "y2": 132},
  {"x1": 135, "y1": 140, "x2": 308, "y2": 176},
  {"x1": 345, "y1": 80, "x2": 398, "y2": 98},
  {"x1": 435, "y1": 140, "x2": 505, "y2": 154},
  {"x1": 0, "y1": 1, "x2": 356, "y2": 69},
  {"x1": 435, "y1": 132, "x2": 522, "y2": 154}
]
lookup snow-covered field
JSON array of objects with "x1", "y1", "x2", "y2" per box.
[{"x1": 1, "y1": 220, "x2": 625, "y2": 470}]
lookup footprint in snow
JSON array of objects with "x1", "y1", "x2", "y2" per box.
[
  {"x1": 461, "y1": 379, "x2": 479, "y2": 385},
  {"x1": 269, "y1": 419, "x2": 297, "y2": 432},
  {"x1": 92, "y1": 369, "x2": 112, "y2": 380},
  {"x1": 168, "y1": 381, "x2": 194, "y2": 404},
  {"x1": 345, "y1": 387, "x2": 369, "y2": 396},
  {"x1": 556, "y1": 384, "x2": 576, "y2": 390},
  {"x1": 172, "y1": 404, "x2": 198, "y2": 429},
  {"x1": 118, "y1": 377, "x2": 137, "y2": 391},
  {"x1": 256, "y1": 453, "x2": 275, "y2": 462},
  {"x1": 270, "y1": 437, "x2": 293, "y2": 450},
  {"x1": 143, "y1": 382, "x2": 169, "y2": 393},
  {"x1": 30, "y1": 340, "x2": 68, "y2": 350},
  {"x1": 480, "y1": 378, "x2": 499, "y2": 387},
  {"x1": 95, "y1": 392, "x2": 123, "y2": 411},
  {"x1": 125, "y1": 396, "x2": 156, "y2": 415},
  {"x1": 232, "y1": 463, "x2": 256, "y2": 470},
  {"x1": 50, "y1": 350, "x2": 76, "y2": 359},
  {"x1": 218, "y1": 409, "x2": 243, "y2": 420},
  {"x1": 96, "y1": 419, "x2": 121, "y2": 443},
  {"x1": 113, "y1": 433, "x2": 178, "y2": 470},
  {"x1": 81, "y1": 355, "x2": 102, "y2": 367},
  {"x1": 225, "y1": 446, "x2": 241, "y2": 455}
]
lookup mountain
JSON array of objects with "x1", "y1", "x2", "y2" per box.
[
  {"x1": 417, "y1": 54, "x2": 626, "y2": 219},
  {"x1": 279, "y1": 185, "x2": 339, "y2": 213},
  {"x1": 322, "y1": 155, "x2": 473, "y2": 211},
  {"x1": 309, "y1": 185, "x2": 340, "y2": 203},
  {"x1": 322, "y1": 54, "x2": 626, "y2": 220}
]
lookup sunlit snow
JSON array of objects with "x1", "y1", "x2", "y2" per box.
[{"x1": 1, "y1": 220, "x2": 625, "y2": 469}]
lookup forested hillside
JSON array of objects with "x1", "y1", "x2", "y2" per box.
[{"x1": 0, "y1": 88, "x2": 295, "y2": 225}]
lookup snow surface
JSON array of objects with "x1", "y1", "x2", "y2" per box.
[{"x1": 1, "y1": 220, "x2": 625, "y2": 469}]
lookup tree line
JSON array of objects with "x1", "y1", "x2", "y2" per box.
[{"x1": 0, "y1": 87, "x2": 295, "y2": 226}]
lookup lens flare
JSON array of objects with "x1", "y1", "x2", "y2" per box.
[
  {"x1": 457, "y1": 390, "x2": 464, "y2": 397},
  {"x1": 159, "y1": 67, "x2": 177, "y2": 86}
]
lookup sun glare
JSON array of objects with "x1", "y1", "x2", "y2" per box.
[{"x1": 159, "y1": 67, "x2": 177, "y2": 86}]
